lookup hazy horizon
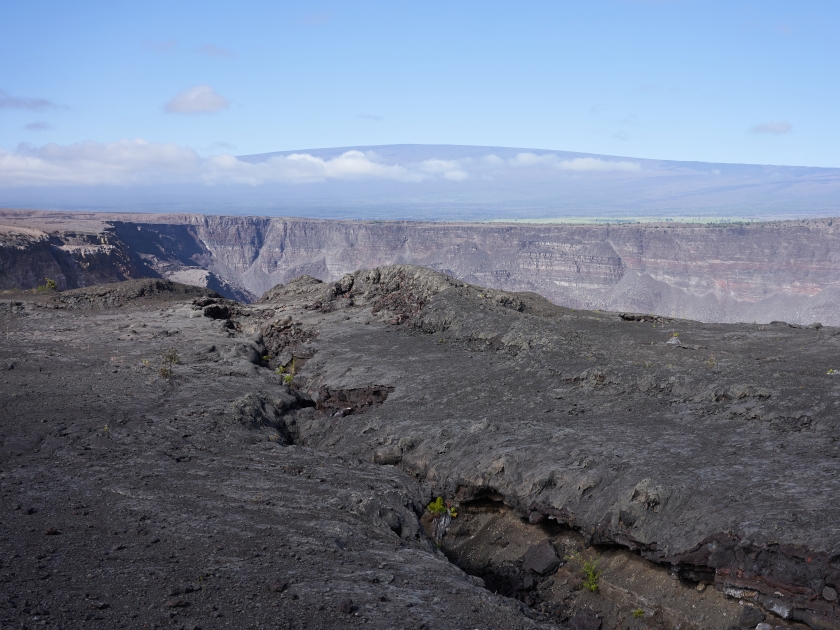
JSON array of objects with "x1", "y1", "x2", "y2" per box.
[
  {"x1": 2, "y1": 2, "x2": 838, "y2": 221},
  {"x1": 2, "y1": 143, "x2": 838, "y2": 222}
]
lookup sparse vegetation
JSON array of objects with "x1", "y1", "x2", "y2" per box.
[
  {"x1": 276, "y1": 357, "x2": 296, "y2": 385},
  {"x1": 159, "y1": 348, "x2": 180, "y2": 379},
  {"x1": 632, "y1": 608, "x2": 645, "y2": 619},
  {"x1": 426, "y1": 496, "x2": 457, "y2": 518},
  {"x1": 36, "y1": 278, "x2": 57, "y2": 292},
  {"x1": 562, "y1": 552, "x2": 601, "y2": 592},
  {"x1": 704, "y1": 353, "x2": 717, "y2": 370},
  {"x1": 581, "y1": 556, "x2": 601, "y2": 592},
  {"x1": 162, "y1": 348, "x2": 180, "y2": 365},
  {"x1": 827, "y1": 369, "x2": 840, "y2": 375}
]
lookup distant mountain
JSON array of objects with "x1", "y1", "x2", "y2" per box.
[{"x1": 3, "y1": 144, "x2": 839, "y2": 221}]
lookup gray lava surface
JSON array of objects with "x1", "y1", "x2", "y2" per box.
[{"x1": 2, "y1": 268, "x2": 840, "y2": 630}]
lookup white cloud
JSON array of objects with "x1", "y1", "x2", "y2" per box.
[
  {"x1": 416, "y1": 158, "x2": 470, "y2": 181},
  {"x1": 480, "y1": 154, "x2": 504, "y2": 168},
  {"x1": 509, "y1": 152, "x2": 558, "y2": 168},
  {"x1": 509, "y1": 153, "x2": 640, "y2": 171},
  {"x1": 0, "y1": 141, "x2": 644, "y2": 188},
  {"x1": 202, "y1": 150, "x2": 427, "y2": 185},
  {"x1": 751, "y1": 121, "x2": 792, "y2": 134},
  {"x1": 0, "y1": 139, "x2": 200, "y2": 186},
  {"x1": 164, "y1": 85, "x2": 229, "y2": 114},
  {"x1": 0, "y1": 143, "x2": 437, "y2": 187}
]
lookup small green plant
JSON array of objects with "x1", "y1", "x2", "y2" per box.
[
  {"x1": 36, "y1": 278, "x2": 57, "y2": 292},
  {"x1": 828, "y1": 369, "x2": 840, "y2": 375},
  {"x1": 671, "y1": 331, "x2": 679, "y2": 337},
  {"x1": 426, "y1": 497, "x2": 457, "y2": 518},
  {"x1": 581, "y1": 556, "x2": 601, "y2": 593},
  {"x1": 705, "y1": 354, "x2": 717, "y2": 370},
  {"x1": 276, "y1": 358, "x2": 296, "y2": 385},
  {"x1": 162, "y1": 348, "x2": 180, "y2": 365},
  {"x1": 632, "y1": 608, "x2": 644, "y2": 619},
  {"x1": 159, "y1": 348, "x2": 180, "y2": 379},
  {"x1": 262, "y1": 355, "x2": 270, "y2": 363}
]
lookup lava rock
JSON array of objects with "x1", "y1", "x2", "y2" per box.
[
  {"x1": 739, "y1": 605, "x2": 765, "y2": 627},
  {"x1": 823, "y1": 586, "x2": 838, "y2": 602},
  {"x1": 203, "y1": 304, "x2": 231, "y2": 320},
  {"x1": 338, "y1": 598, "x2": 354, "y2": 614},
  {"x1": 373, "y1": 444, "x2": 402, "y2": 465},
  {"x1": 521, "y1": 540, "x2": 560, "y2": 575},
  {"x1": 569, "y1": 608, "x2": 601, "y2": 630}
]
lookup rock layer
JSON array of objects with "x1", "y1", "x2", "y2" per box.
[{"x1": 5, "y1": 210, "x2": 840, "y2": 326}]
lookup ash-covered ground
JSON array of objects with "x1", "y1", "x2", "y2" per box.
[{"x1": 1, "y1": 267, "x2": 839, "y2": 630}]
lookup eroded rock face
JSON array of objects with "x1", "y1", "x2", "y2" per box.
[{"x1": 6, "y1": 210, "x2": 840, "y2": 325}]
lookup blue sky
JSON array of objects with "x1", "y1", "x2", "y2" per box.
[{"x1": 0, "y1": 0, "x2": 838, "y2": 194}]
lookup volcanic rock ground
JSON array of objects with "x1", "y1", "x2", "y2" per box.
[{"x1": 1, "y1": 266, "x2": 839, "y2": 630}]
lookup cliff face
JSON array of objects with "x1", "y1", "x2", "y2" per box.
[
  {"x1": 0, "y1": 225, "x2": 156, "y2": 291},
  {"x1": 2, "y1": 210, "x2": 840, "y2": 325}
]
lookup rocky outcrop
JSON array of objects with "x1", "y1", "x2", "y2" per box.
[
  {"x1": 252, "y1": 265, "x2": 840, "y2": 630},
  {"x1": 0, "y1": 224, "x2": 155, "y2": 291}
]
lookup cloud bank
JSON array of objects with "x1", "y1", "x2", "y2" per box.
[
  {"x1": 164, "y1": 85, "x2": 229, "y2": 114},
  {"x1": 509, "y1": 153, "x2": 641, "y2": 171},
  {"x1": 0, "y1": 141, "x2": 643, "y2": 188}
]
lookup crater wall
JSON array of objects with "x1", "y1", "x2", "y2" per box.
[{"x1": 2, "y1": 209, "x2": 840, "y2": 325}]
